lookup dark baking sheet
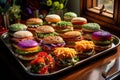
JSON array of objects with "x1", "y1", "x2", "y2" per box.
[{"x1": 1, "y1": 32, "x2": 120, "y2": 79}]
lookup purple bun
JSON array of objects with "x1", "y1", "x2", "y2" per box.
[
  {"x1": 92, "y1": 30, "x2": 112, "y2": 40},
  {"x1": 18, "y1": 40, "x2": 38, "y2": 48}
]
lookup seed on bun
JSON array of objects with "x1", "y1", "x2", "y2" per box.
[
  {"x1": 40, "y1": 36, "x2": 66, "y2": 51},
  {"x1": 64, "y1": 12, "x2": 77, "y2": 21},
  {"x1": 71, "y1": 17, "x2": 87, "y2": 29},
  {"x1": 45, "y1": 14, "x2": 61, "y2": 26}
]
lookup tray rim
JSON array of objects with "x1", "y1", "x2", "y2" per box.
[{"x1": 1, "y1": 32, "x2": 120, "y2": 77}]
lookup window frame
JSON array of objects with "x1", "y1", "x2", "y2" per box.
[{"x1": 80, "y1": 0, "x2": 120, "y2": 33}]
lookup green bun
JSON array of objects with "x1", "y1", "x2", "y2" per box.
[
  {"x1": 9, "y1": 23, "x2": 27, "y2": 32},
  {"x1": 82, "y1": 23, "x2": 100, "y2": 32},
  {"x1": 64, "y1": 12, "x2": 77, "y2": 21}
]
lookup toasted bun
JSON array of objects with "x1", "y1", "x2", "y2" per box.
[
  {"x1": 43, "y1": 36, "x2": 64, "y2": 44},
  {"x1": 62, "y1": 31, "x2": 82, "y2": 38},
  {"x1": 36, "y1": 25, "x2": 55, "y2": 33},
  {"x1": 94, "y1": 44, "x2": 112, "y2": 51},
  {"x1": 26, "y1": 18, "x2": 43, "y2": 25},
  {"x1": 45, "y1": 14, "x2": 61, "y2": 22},
  {"x1": 13, "y1": 31, "x2": 33, "y2": 38},
  {"x1": 71, "y1": 17, "x2": 87, "y2": 24}
]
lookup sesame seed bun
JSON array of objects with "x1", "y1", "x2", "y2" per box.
[
  {"x1": 36, "y1": 25, "x2": 55, "y2": 33},
  {"x1": 43, "y1": 36, "x2": 64, "y2": 44},
  {"x1": 13, "y1": 31, "x2": 33, "y2": 38},
  {"x1": 26, "y1": 18, "x2": 43, "y2": 25},
  {"x1": 45, "y1": 14, "x2": 61, "y2": 23}
]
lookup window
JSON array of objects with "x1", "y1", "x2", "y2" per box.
[{"x1": 80, "y1": 0, "x2": 120, "y2": 34}]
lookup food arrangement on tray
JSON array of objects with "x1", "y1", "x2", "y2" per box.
[{"x1": 1, "y1": 12, "x2": 120, "y2": 76}]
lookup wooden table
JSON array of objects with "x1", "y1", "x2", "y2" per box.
[{"x1": 0, "y1": 38, "x2": 120, "y2": 80}]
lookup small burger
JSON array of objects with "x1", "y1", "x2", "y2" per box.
[
  {"x1": 35, "y1": 25, "x2": 58, "y2": 41},
  {"x1": 45, "y1": 14, "x2": 61, "y2": 26},
  {"x1": 40, "y1": 36, "x2": 66, "y2": 51},
  {"x1": 8, "y1": 23, "x2": 27, "y2": 37},
  {"x1": 61, "y1": 31, "x2": 83, "y2": 48},
  {"x1": 53, "y1": 47, "x2": 79, "y2": 66},
  {"x1": 71, "y1": 17, "x2": 87, "y2": 29},
  {"x1": 26, "y1": 18, "x2": 43, "y2": 35},
  {"x1": 12, "y1": 30, "x2": 34, "y2": 43},
  {"x1": 55, "y1": 21, "x2": 73, "y2": 33},
  {"x1": 74, "y1": 40, "x2": 95, "y2": 59},
  {"x1": 92, "y1": 30, "x2": 113, "y2": 51},
  {"x1": 30, "y1": 52, "x2": 55, "y2": 74},
  {"x1": 64, "y1": 12, "x2": 77, "y2": 21},
  {"x1": 82, "y1": 23, "x2": 101, "y2": 40},
  {"x1": 13, "y1": 40, "x2": 41, "y2": 60}
]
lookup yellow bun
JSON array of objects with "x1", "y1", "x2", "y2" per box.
[
  {"x1": 71, "y1": 17, "x2": 87, "y2": 23},
  {"x1": 26, "y1": 18, "x2": 43, "y2": 25},
  {"x1": 45, "y1": 14, "x2": 61, "y2": 22}
]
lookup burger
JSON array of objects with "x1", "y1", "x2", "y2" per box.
[
  {"x1": 82, "y1": 23, "x2": 101, "y2": 40},
  {"x1": 13, "y1": 40, "x2": 41, "y2": 60},
  {"x1": 92, "y1": 30, "x2": 113, "y2": 51},
  {"x1": 11, "y1": 30, "x2": 34, "y2": 43},
  {"x1": 8, "y1": 23, "x2": 27, "y2": 37},
  {"x1": 45, "y1": 14, "x2": 61, "y2": 26},
  {"x1": 53, "y1": 47, "x2": 79, "y2": 66},
  {"x1": 30, "y1": 52, "x2": 55, "y2": 74},
  {"x1": 40, "y1": 36, "x2": 66, "y2": 52},
  {"x1": 61, "y1": 31, "x2": 83, "y2": 48},
  {"x1": 35, "y1": 25, "x2": 58, "y2": 41},
  {"x1": 26, "y1": 18, "x2": 43, "y2": 35},
  {"x1": 71, "y1": 17, "x2": 87, "y2": 29},
  {"x1": 74, "y1": 40, "x2": 95, "y2": 59},
  {"x1": 54, "y1": 21, "x2": 73, "y2": 33},
  {"x1": 64, "y1": 12, "x2": 77, "y2": 21}
]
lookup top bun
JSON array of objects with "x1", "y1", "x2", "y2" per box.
[
  {"x1": 71, "y1": 17, "x2": 87, "y2": 23},
  {"x1": 45, "y1": 14, "x2": 61, "y2": 22},
  {"x1": 13, "y1": 31, "x2": 33, "y2": 38},
  {"x1": 62, "y1": 31, "x2": 82, "y2": 38},
  {"x1": 43, "y1": 36, "x2": 64, "y2": 44},
  {"x1": 26, "y1": 18, "x2": 43, "y2": 25},
  {"x1": 64, "y1": 12, "x2": 77, "y2": 21},
  {"x1": 82, "y1": 23, "x2": 100, "y2": 32},
  {"x1": 36, "y1": 25, "x2": 55, "y2": 33},
  {"x1": 9, "y1": 23, "x2": 27, "y2": 32}
]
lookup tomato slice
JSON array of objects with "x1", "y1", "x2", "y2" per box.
[
  {"x1": 30, "y1": 57, "x2": 45, "y2": 64},
  {"x1": 38, "y1": 66, "x2": 48, "y2": 74},
  {"x1": 37, "y1": 52, "x2": 48, "y2": 58}
]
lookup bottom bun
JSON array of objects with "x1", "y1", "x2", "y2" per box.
[
  {"x1": 78, "y1": 50, "x2": 95, "y2": 60},
  {"x1": 15, "y1": 52, "x2": 38, "y2": 60},
  {"x1": 94, "y1": 44, "x2": 112, "y2": 51}
]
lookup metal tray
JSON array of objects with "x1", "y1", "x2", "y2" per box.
[{"x1": 1, "y1": 32, "x2": 120, "y2": 79}]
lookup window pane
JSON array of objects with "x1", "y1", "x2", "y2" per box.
[{"x1": 97, "y1": 0, "x2": 114, "y2": 13}]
